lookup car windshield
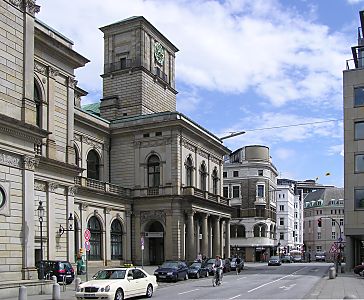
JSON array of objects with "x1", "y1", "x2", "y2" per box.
[
  {"x1": 316, "y1": 252, "x2": 325, "y2": 256},
  {"x1": 284, "y1": 256, "x2": 291, "y2": 259},
  {"x1": 270, "y1": 256, "x2": 279, "y2": 260},
  {"x1": 190, "y1": 263, "x2": 201, "y2": 268},
  {"x1": 93, "y1": 270, "x2": 126, "y2": 280},
  {"x1": 161, "y1": 262, "x2": 179, "y2": 268},
  {"x1": 206, "y1": 259, "x2": 215, "y2": 264}
]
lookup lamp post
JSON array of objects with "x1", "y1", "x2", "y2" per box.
[
  {"x1": 59, "y1": 213, "x2": 74, "y2": 236},
  {"x1": 37, "y1": 200, "x2": 45, "y2": 280}
]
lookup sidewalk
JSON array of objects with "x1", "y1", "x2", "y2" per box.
[{"x1": 305, "y1": 269, "x2": 364, "y2": 299}]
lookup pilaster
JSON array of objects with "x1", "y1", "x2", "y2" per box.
[
  {"x1": 66, "y1": 186, "x2": 76, "y2": 262},
  {"x1": 104, "y1": 208, "x2": 111, "y2": 265},
  {"x1": 125, "y1": 211, "x2": 132, "y2": 263},
  {"x1": 66, "y1": 77, "x2": 76, "y2": 164},
  {"x1": 46, "y1": 66, "x2": 59, "y2": 159},
  {"x1": 201, "y1": 213, "x2": 209, "y2": 257},
  {"x1": 212, "y1": 216, "x2": 220, "y2": 257},
  {"x1": 186, "y1": 210, "x2": 195, "y2": 261},
  {"x1": 47, "y1": 182, "x2": 57, "y2": 260},
  {"x1": 225, "y1": 219, "x2": 231, "y2": 259}
]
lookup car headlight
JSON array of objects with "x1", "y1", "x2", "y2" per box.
[
  {"x1": 154, "y1": 272, "x2": 158, "y2": 275},
  {"x1": 105, "y1": 285, "x2": 110, "y2": 292},
  {"x1": 76, "y1": 287, "x2": 81, "y2": 292},
  {"x1": 167, "y1": 272, "x2": 173, "y2": 275}
]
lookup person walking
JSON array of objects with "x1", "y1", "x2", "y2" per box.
[{"x1": 236, "y1": 256, "x2": 241, "y2": 274}]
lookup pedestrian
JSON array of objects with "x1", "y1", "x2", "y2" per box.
[
  {"x1": 236, "y1": 256, "x2": 241, "y2": 274},
  {"x1": 197, "y1": 253, "x2": 202, "y2": 262}
]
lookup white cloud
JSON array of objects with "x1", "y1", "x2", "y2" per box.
[
  {"x1": 274, "y1": 147, "x2": 296, "y2": 160},
  {"x1": 328, "y1": 144, "x2": 344, "y2": 156},
  {"x1": 346, "y1": 0, "x2": 364, "y2": 4},
  {"x1": 36, "y1": 0, "x2": 350, "y2": 110}
]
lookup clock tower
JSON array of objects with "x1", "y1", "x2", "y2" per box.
[{"x1": 99, "y1": 17, "x2": 179, "y2": 120}]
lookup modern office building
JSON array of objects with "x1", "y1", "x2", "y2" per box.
[
  {"x1": 343, "y1": 9, "x2": 364, "y2": 270},
  {"x1": 223, "y1": 145, "x2": 278, "y2": 262},
  {"x1": 0, "y1": 0, "x2": 232, "y2": 295}
]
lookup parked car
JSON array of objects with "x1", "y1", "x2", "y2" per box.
[
  {"x1": 223, "y1": 258, "x2": 231, "y2": 273},
  {"x1": 154, "y1": 261, "x2": 188, "y2": 282},
  {"x1": 268, "y1": 256, "x2": 281, "y2": 266},
  {"x1": 36, "y1": 260, "x2": 74, "y2": 284},
  {"x1": 281, "y1": 255, "x2": 293, "y2": 263},
  {"x1": 315, "y1": 252, "x2": 326, "y2": 262},
  {"x1": 291, "y1": 255, "x2": 302, "y2": 263},
  {"x1": 76, "y1": 267, "x2": 157, "y2": 300},
  {"x1": 202, "y1": 259, "x2": 215, "y2": 275},
  {"x1": 187, "y1": 261, "x2": 209, "y2": 278},
  {"x1": 230, "y1": 257, "x2": 244, "y2": 270},
  {"x1": 354, "y1": 264, "x2": 364, "y2": 276}
]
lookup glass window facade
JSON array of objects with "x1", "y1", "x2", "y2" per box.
[{"x1": 355, "y1": 87, "x2": 364, "y2": 106}]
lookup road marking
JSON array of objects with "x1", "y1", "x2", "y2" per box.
[
  {"x1": 247, "y1": 267, "x2": 307, "y2": 293},
  {"x1": 228, "y1": 294, "x2": 241, "y2": 299},
  {"x1": 279, "y1": 283, "x2": 296, "y2": 291},
  {"x1": 178, "y1": 288, "x2": 199, "y2": 295},
  {"x1": 237, "y1": 276, "x2": 247, "y2": 280}
]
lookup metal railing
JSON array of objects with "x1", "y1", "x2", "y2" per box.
[{"x1": 182, "y1": 186, "x2": 230, "y2": 206}]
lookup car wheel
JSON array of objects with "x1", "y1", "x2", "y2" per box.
[
  {"x1": 184, "y1": 272, "x2": 188, "y2": 280},
  {"x1": 114, "y1": 288, "x2": 124, "y2": 300},
  {"x1": 146, "y1": 284, "x2": 153, "y2": 298},
  {"x1": 196, "y1": 272, "x2": 200, "y2": 279}
]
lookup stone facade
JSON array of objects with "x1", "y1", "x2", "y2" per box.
[{"x1": 0, "y1": 1, "x2": 232, "y2": 294}]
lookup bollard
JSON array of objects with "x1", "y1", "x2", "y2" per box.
[
  {"x1": 75, "y1": 277, "x2": 81, "y2": 291},
  {"x1": 52, "y1": 282, "x2": 60, "y2": 300},
  {"x1": 18, "y1": 286, "x2": 27, "y2": 300},
  {"x1": 52, "y1": 275, "x2": 57, "y2": 284},
  {"x1": 329, "y1": 267, "x2": 336, "y2": 279}
]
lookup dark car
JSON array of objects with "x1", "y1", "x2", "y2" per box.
[
  {"x1": 281, "y1": 255, "x2": 293, "y2": 263},
  {"x1": 315, "y1": 252, "x2": 326, "y2": 262},
  {"x1": 203, "y1": 259, "x2": 215, "y2": 275},
  {"x1": 223, "y1": 258, "x2": 231, "y2": 273},
  {"x1": 268, "y1": 256, "x2": 281, "y2": 266},
  {"x1": 154, "y1": 260, "x2": 189, "y2": 282},
  {"x1": 37, "y1": 260, "x2": 74, "y2": 284},
  {"x1": 187, "y1": 261, "x2": 209, "y2": 279},
  {"x1": 354, "y1": 264, "x2": 364, "y2": 276}
]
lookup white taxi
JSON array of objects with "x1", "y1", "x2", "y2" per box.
[{"x1": 76, "y1": 267, "x2": 157, "y2": 300}]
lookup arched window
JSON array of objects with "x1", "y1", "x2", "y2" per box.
[
  {"x1": 185, "y1": 156, "x2": 193, "y2": 186},
  {"x1": 253, "y1": 224, "x2": 267, "y2": 237},
  {"x1": 270, "y1": 224, "x2": 274, "y2": 239},
  {"x1": 200, "y1": 162, "x2": 207, "y2": 191},
  {"x1": 148, "y1": 155, "x2": 160, "y2": 187},
  {"x1": 88, "y1": 216, "x2": 102, "y2": 260},
  {"x1": 111, "y1": 219, "x2": 123, "y2": 260},
  {"x1": 34, "y1": 82, "x2": 42, "y2": 127},
  {"x1": 237, "y1": 225, "x2": 246, "y2": 238},
  {"x1": 87, "y1": 150, "x2": 100, "y2": 180},
  {"x1": 254, "y1": 224, "x2": 260, "y2": 237},
  {"x1": 212, "y1": 168, "x2": 218, "y2": 195},
  {"x1": 74, "y1": 145, "x2": 79, "y2": 167},
  {"x1": 230, "y1": 225, "x2": 237, "y2": 238}
]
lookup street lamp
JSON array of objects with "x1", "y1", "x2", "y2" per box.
[
  {"x1": 219, "y1": 130, "x2": 246, "y2": 141},
  {"x1": 37, "y1": 200, "x2": 45, "y2": 280},
  {"x1": 59, "y1": 213, "x2": 74, "y2": 236}
]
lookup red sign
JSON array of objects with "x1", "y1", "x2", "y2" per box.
[{"x1": 84, "y1": 229, "x2": 91, "y2": 241}]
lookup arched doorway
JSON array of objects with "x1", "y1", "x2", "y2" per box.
[{"x1": 146, "y1": 221, "x2": 164, "y2": 265}]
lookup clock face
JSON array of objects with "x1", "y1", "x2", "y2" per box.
[
  {"x1": 154, "y1": 42, "x2": 164, "y2": 65},
  {"x1": 0, "y1": 188, "x2": 5, "y2": 209}
]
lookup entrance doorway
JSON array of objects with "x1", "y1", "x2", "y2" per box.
[{"x1": 146, "y1": 221, "x2": 164, "y2": 265}]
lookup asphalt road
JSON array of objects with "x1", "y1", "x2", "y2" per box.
[{"x1": 154, "y1": 263, "x2": 331, "y2": 299}]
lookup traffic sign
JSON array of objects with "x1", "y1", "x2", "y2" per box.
[
  {"x1": 338, "y1": 237, "x2": 343, "y2": 242},
  {"x1": 84, "y1": 229, "x2": 91, "y2": 241},
  {"x1": 85, "y1": 241, "x2": 91, "y2": 252},
  {"x1": 141, "y1": 237, "x2": 144, "y2": 246}
]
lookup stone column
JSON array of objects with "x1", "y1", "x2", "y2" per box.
[
  {"x1": 165, "y1": 210, "x2": 174, "y2": 260},
  {"x1": 22, "y1": 2, "x2": 39, "y2": 125},
  {"x1": 196, "y1": 220, "x2": 200, "y2": 256},
  {"x1": 345, "y1": 236, "x2": 354, "y2": 272},
  {"x1": 212, "y1": 216, "x2": 220, "y2": 257},
  {"x1": 186, "y1": 211, "x2": 195, "y2": 261},
  {"x1": 66, "y1": 77, "x2": 76, "y2": 165},
  {"x1": 46, "y1": 67, "x2": 59, "y2": 160},
  {"x1": 66, "y1": 186, "x2": 75, "y2": 262},
  {"x1": 125, "y1": 212, "x2": 132, "y2": 263},
  {"x1": 104, "y1": 208, "x2": 112, "y2": 265},
  {"x1": 22, "y1": 156, "x2": 39, "y2": 280},
  {"x1": 225, "y1": 219, "x2": 231, "y2": 259},
  {"x1": 47, "y1": 182, "x2": 58, "y2": 260},
  {"x1": 220, "y1": 220, "x2": 225, "y2": 258},
  {"x1": 201, "y1": 214, "x2": 209, "y2": 258}
]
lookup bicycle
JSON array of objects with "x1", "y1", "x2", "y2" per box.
[{"x1": 212, "y1": 268, "x2": 223, "y2": 287}]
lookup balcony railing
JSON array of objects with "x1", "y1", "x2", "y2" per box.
[
  {"x1": 104, "y1": 58, "x2": 141, "y2": 73},
  {"x1": 182, "y1": 186, "x2": 230, "y2": 206},
  {"x1": 74, "y1": 176, "x2": 132, "y2": 197},
  {"x1": 154, "y1": 67, "x2": 168, "y2": 82}
]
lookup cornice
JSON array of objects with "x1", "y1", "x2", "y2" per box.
[
  {"x1": 0, "y1": 114, "x2": 49, "y2": 143},
  {"x1": 38, "y1": 156, "x2": 83, "y2": 176}
]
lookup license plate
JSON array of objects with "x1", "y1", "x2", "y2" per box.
[
  {"x1": 159, "y1": 275, "x2": 166, "y2": 278},
  {"x1": 85, "y1": 293, "x2": 95, "y2": 297},
  {"x1": 66, "y1": 275, "x2": 72, "y2": 277}
]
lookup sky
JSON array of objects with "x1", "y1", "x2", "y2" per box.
[{"x1": 36, "y1": 0, "x2": 364, "y2": 188}]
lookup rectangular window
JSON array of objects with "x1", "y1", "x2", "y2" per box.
[
  {"x1": 143, "y1": 133, "x2": 150, "y2": 138},
  {"x1": 355, "y1": 121, "x2": 364, "y2": 140},
  {"x1": 294, "y1": 222, "x2": 298, "y2": 230},
  {"x1": 294, "y1": 212, "x2": 298, "y2": 218},
  {"x1": 309, "y1": 220, "x2": 311, "y2": 227},
  {"x1": 332, "y1": 232, "x2": 336, "y2": 240},
  {"x1": 233, "y1": 171, "x2": 239, "y2": 177},
  {"x1": 355, "y1": 154, "x2": 364, "y2": 172},
  {"x1": 257, "y1": 185, "x2": 264, "y2": 197},
  {"x1": 317, "y1": 232, "x2": 321, "y2": 239},
  {"x1": 355, "y1": 189, "x2": 364, "y2": 209},
  {"x1": 223, "y1": 171, "x2": 227, "y2": 178},
  {"x1": 280, "y1": 232, "x2": 284, "y2": 240},
  {"x1": 223, "y1": 186, "x2": 229, "y2": 198},
  {"x1": 232, "y1": 186, "x2": 240, "y2": 198},
  {"x1": 316, "y1": 246, "x2": 322, "y2": 252},
  {"x1": 279, "y1": 218, "x2": 284, "y2": 226},
  {"x1": 155, "y1": 131, "x2": 162, "y2": 136},
  {"x1": 332, "y1": 219, "x2": 336, "y2": 227},
  {"x1": 355, "y1": 87, "x2": 364, "y2": 106},
  {"x1": 340, "y1": 219, "x2": 344, "y2": 226},
  {"x1": 279, "y1": 205, "x2": 284, "y2": 211},
  {"x1": 258, "y1": 170, "x2": 263, "y2": 176}
]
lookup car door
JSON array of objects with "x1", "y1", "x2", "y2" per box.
[
  {"x1": 123, "y1": 269, "x2": 137, "y2": 298},
  {"x1": 132, "y1": 269, "x2": 149, "y2": 295}
]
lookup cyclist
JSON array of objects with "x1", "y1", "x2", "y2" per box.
[{"x1": 212, "y1": 255, "x2": 223, "y2": 286}]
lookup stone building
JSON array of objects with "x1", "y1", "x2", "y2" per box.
[
  {"x1": 344, "y1": 10, "x2": 364, "y2": 270},
  {"x1": 303, "y1": 187, "x2": 344, "y2": 261},
  {"x1": 223, "y1": 145, "x2": 278, "y2": 262},
  {"x1": 0, "y1": 0, "x2": 232, "y2": 295}
]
